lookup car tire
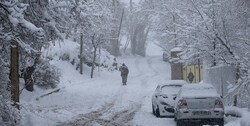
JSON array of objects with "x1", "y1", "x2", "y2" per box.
[
  {"x1": 218, "y1": 119, "x2": 224, "y2": 126},
  {"x1": 197, "y1": 122, "x2": 203, "y2": 126},
  {"x1": 152, "y1": 104, "x2": 155, "y2": 115},
  {"x1": 176, "y1": 120, "x2": 183, "y2": 126},
  {"x1": 218, "y1": 123, "x2": 224, "y2": 126},
  {"x1": 155, "y1": 106, "x2": 160, "y2": 117}
]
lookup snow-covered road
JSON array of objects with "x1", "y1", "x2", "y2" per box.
[{"x1": 21, "y1": 56, "x2": 241, "y2": 126}]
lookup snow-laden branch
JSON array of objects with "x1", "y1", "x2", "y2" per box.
[{"x1": 0, "y1": 0, "x2": 45, "y2": 44}]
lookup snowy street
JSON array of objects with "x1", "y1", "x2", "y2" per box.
[
  {"x1": 1, "y1": 0, "x2": 250, "y2": 126},
  {"x1": 20, "y1": 55, "x2": 241, "y2": 126},
  {"x1": 21, "y1": 55, "x2": 173, "y2": 126}
]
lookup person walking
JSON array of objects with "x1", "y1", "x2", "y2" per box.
[
  {"x1": 187, "y1": 69, "x2": 194, "y2": 83},
  {"x1": 119, "y1": 63, "x2": 129, "y2": 85}
]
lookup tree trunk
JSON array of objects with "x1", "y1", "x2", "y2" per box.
[
  {"x1": 90, "y1": 34, "x2": 97, "y2": 78},
  {"x1": 90, "y1": 47, "x2": 97, "y2": 78},
  {"x1": 132, "y1": 24, "x2": 148, "y2": 56},
  {"x1": 80, "y1": 33, "x2": 83, "y2": 74},
  {"x1": 117, "y1": 8, "x2": 124, "y2": 52},
  {"x1": 10, "y1": 40, "x2": 19, "y2": 109},
  {"x1": 131, "y1": 26, "x2": 138, "y2": 55},
  {"x1": 111, "y1": 0, "x2": 119, "y2": 57}
]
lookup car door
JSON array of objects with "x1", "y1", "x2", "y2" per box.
[
  {"x1": 155, "y1": 86, "x2": 162, "y2": 106},
  {"x1": 152, "y1": 85, "x2": 160, "y2": 106}
]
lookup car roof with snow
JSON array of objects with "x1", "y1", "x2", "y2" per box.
[
  {"x1": 158, "y1": 80, "x2": 187, "y2": 87},
  {"x1": 180, "y1": 83, "x2": 220, "y2": 98}
]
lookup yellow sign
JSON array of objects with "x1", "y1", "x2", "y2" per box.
[{"x1": 183, "y1": 65, "x2": 203, "y2": 83}]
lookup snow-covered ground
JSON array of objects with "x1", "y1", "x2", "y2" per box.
[
  {"x1": 20, "y1": 41, "x2": 249, "y2": 126},
  {"x1": 20, "y1": 54, "x2": 172, "y2": 126}
]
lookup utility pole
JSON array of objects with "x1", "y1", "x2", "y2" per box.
[
  {"x1": 10, "y1": 40, "x2": 19, "y2": 109},
  {"x1": 117, "y1": 8, "x2": 124, "y2": 47},
  {"x1": 111, "y1": 0, "x2": 119, "y2": 57},
  {"x1": 198, "y1": 56, "x2": 201, "y2": 82},
  {"x1": 80, "y1": 33, "x2": 83, "y2": 74},
  {"x1": 173, "y1": 14, "x2": 177, "y2": 47}
]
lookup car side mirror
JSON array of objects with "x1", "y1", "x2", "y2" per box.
[{"x1": 166, "y1": 108, "x2": 175, "y2": 113}]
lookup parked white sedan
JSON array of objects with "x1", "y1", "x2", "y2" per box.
[
  {"x1": 152, "y1": 80, "x2": 187, "y2": 117},
  {"x1": 173, "y1": 83, "x2": 224, "y2": 126}
]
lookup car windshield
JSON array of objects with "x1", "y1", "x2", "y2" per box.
[{"x1": 161, "y1": 85, "x2": 182, "y2": 95}]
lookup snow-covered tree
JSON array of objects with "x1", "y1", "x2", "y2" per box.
[
  {"x1": 122, "y1": 0, "x2": 150, "y2": 56},
  {"x1": 141, "y1": 0, "x2": 250, "y2": 107},
  {"x1": 0, "y1": 0, "x2": 63, "y2": 123},
  {"x1": 49, "y1": 0, "x2": 116, "y2": 76},
  {"x1": 0, "y1": 0, "x2": 42, "y2": 124},
  {"x1": 175, "y1": 0, "x2": 250, "y2": 106}
]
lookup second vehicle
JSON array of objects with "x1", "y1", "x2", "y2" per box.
[{"x1": 152, "y1": 80, "x2": 187, "y2": 117}]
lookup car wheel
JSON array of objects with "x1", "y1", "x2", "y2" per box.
[
  {"x1": 197, "y1": 122, "x2": 203, "y2": 126},
  {"x1": 218, "y1": 119, "x2": 224, "y2": 126},
  {"x1": 218, "y1": 123, "x2": 224, "y2": 126},
  {"x1": 155, "y1": 106, "x2": 160, "y2": 117},
  {"x1": 176, "y1": 120, "x2": 182, "y2": 126},
  {"x1": 152, "y1": 104, "x2": 155, "y2": 115}
]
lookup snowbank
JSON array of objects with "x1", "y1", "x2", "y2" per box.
[{"x1": 225, "y1": 106, "x2": 250, "y2": 126}]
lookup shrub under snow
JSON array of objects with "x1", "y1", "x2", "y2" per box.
[{"x1": 33, "y1": 59, "x2": 60, "y2": 89}]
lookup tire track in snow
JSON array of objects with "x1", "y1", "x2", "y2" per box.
[
  {"x1": 57, "y1": 86, "x2": 141, "y2": 126},
  {"x1": 57, "y1": 101, "x2": 141, "y2": 126},
  {"x1": 57, "y1": 101, "x2": 115, "y2": 126}
]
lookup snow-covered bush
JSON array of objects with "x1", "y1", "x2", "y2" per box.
[
  {"x1": 0, "y1": 53, "x2": 20, "y2": 125},
  {"x1": 225, "y1": 106, "x2": 250, "y2": 126},
  {"x1": 0, "y1": 96, "x2": 20, "y2": 126},
  {"x1": 59, "y1": 53, "x2": 70, "y2": 61},
  {"x1": 33, "y1": 59, "x2": 60, "y2": 89}
]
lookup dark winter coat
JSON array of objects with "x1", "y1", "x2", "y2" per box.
[{"x1": 119, "y1": 66, "x2": 129, "y2": 76}]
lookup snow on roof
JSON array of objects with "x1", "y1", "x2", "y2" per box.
[
  {"x1": 170, "y1": 47, "x2": 182, "y2": 52},
  {"x1": 161, "y1": 85, "x2": 182, "y2": 96},
  {"x1": 180, "y1": 83, "x2": 220, "y2": 98},
  {"x1": 159, "y1": 80, "x2": 187, "y2": 86}
]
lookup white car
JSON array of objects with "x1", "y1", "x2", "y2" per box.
[
  {"x1": 173, "y1": 83, "x2": 224, "y2": 126},
  {"x1": 152, "y1": 80, "x2": 187, "y2": 117}
]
